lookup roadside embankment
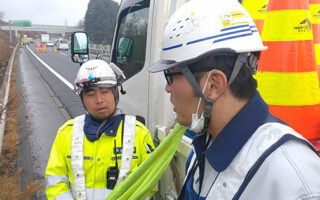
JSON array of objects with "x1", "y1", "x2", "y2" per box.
[
  {"x1": 0, "y1": 30, "x2": 43, "y2": 198},
  {"x1": 0, "y1": 30, "x2": 10, "y2": 86},
  {"x1": 0, "y1": 58, "x2": 43, "y2": 198}
]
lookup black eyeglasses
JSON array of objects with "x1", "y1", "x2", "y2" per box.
[{"x1": 164, "y1": 70, "x2": 183, "y2": 85}]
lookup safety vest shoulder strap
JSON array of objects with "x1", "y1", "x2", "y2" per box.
[
  {"x1": 116, "y1": 115, "x2": 136, "y2": 186},
  {"x1": 71, "y1": 114, "x2": 87, "y2": 200}
]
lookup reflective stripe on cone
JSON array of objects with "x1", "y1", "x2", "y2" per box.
[
  {"x1": 256, "y1": 0, "x2": 320, "y2": 139},
  {"x1": 242, "y1": 0, "x2": 269, "y2": 34},
  {"x1": 309, "y1": 0, "x2": 320, "y2": 82}
]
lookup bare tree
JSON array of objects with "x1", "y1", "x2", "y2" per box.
[
  {"x1": 64, "y1": 19, "x2": 68, "y2": 27},
  {"x1": 77, "y1": 19, "x2": 84, "y2": 28}
]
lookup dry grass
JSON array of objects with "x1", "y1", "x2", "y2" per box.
[
  {"x1": 0, "y1": 58, "x2": 43, "y2": 199},
  {"x1": 0, "y1": 30, "x2": 10, "y2": 66}
]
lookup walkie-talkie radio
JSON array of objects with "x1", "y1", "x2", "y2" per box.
[{"x1": 106, "y1": 140, "x2": 119, "y2": 189}]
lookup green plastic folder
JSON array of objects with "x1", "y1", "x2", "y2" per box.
[{"x1": 106, "y1": 123, "x2": 187, "y2": 200}]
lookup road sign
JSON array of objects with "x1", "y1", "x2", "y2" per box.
[{"x1": 12, "y1": 20, "x2": 32, "y2": 27}]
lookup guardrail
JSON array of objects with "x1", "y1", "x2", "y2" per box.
[
  {"x1": 0, "y1": 44, "x2": 18, "y2": 156},
  {"x1": 88, "y1": 44, "x2": 111, "y2": 58}
]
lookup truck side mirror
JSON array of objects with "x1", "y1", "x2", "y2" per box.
[
  {"x1": 116, "y1": 37, "x2": 134, "y2": 65},
  {"x1": 71, "y1": 31, "x2": 89, "y2": 64}
]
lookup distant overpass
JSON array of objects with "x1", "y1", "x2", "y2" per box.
[{"x1": 0, "y1": 24, "x2": 83, "y2": 34}]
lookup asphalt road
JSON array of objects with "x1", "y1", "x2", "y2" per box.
[
  {"x1": 16, "y1": 44, "x2": 110, "y2": 198},
  {"x1": 25, "y1": 45, "x2": 86, "y2": 117},
  {"x1": 16, "y1": 45, "x2": 87, "y2": 199}
]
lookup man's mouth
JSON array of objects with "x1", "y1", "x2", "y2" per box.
[{"x1": 96, "y1": 107, "x2": 108, "y2": 112}]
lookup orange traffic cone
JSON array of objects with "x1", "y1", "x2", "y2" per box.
[
  {"x1": 54, "y1": 47, "x2": 57, "y2": 53},
  {"x1": 242, "y1": 0, "x2": 269, "y2": 34},
  {"x1": 255, "y1": 0, "x2": 320, "y2": 142},
  {"x1": 309, "y1": 0, "x2": 320, "y2": 84}
]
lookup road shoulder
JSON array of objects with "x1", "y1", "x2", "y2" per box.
[{"x1": 16, "y1": 46, "x2": 70, "y2": 199}]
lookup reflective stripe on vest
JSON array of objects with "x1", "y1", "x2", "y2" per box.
[
  {"x1": 54, "y1": 190, "x2": 74, "y2": 200},
  {"x1": 116, "y1": 115, "x2": 136, "y2": 186},
  {"x1": 71, "y1": 115, "x2": 86, "y2": 200},
  {"x1": 46, "y1": 175, "x2": 69, "y2": 188},
  {"x1": 71, "y1": 114, "x2": 136, "y2": 200},
  {"x1": 70, "y1": 185, "x2": 112, "y2": 200}
]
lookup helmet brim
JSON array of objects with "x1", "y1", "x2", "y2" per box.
[
  {"x1": 148, "y1": 48, "x2": 242, "y2": 73},
  {"x1": 148, "y1": 60, "x2": 179, "y2": 73}
]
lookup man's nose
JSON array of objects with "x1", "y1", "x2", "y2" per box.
[
  {"x1": 165, "y1": 83, "x2": 172, "y2": 93},
  {"x1": 96, "y1": 93, "x2": 104, "y2": 103}
]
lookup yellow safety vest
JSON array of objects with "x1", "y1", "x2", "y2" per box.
[{"x1": 45, "y1": 115, "x2": 155, "y2": 200}]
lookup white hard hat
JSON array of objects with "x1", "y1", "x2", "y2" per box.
[
  {"x1": 148, "y1": 0, "x2": 267, "y2": 72},
  {"x1": 74, "y1": 59, "x2": 125, "y2": 93}
]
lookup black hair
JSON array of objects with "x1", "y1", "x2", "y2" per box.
[{"x1": 188, "y1": 54, "x2": 258, "y2": 99}]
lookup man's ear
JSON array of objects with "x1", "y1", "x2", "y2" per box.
[{"x1": 204, "y1": 70, "x2": 228, "y2": 100}]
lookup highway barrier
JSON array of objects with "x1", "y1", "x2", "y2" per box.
[{"x1": 89, "y1": 43, "x2": 111, "y2": 58}]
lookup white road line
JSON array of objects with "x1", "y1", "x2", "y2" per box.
[
  {"x1": 26, "y1": 46, "x2": 74, "y2": 90},
  {"x1": 59, "y1": 53, "x2": 68, "y2": 56}
]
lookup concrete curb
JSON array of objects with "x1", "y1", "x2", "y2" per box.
[{"x1": 0, "y1": 44, "x2": 19, "y2": 156}]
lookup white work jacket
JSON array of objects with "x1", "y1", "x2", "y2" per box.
[{"x1": 182, "y1": 92, "x2": 320, "y2": 200}]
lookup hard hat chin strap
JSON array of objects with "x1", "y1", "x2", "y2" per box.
[
  {"x1": 111, "y1": 87, "x2": 119, "y2": 105},
  {"x1": 200, "y1": 99, "x2": 214, "y2": 136},
  {"x1": 179, "y1": 65, "x2": 215, "y2": 135},
  {"x1": 228, "y1": 53, "x2": 249, "y2": 86},
  {"x1": 179, "y1": 53, "x2": 252, "y2": 134}
]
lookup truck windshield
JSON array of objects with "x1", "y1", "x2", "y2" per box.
[{"x1": 113, "y1": 1, "x2": 150, "y2": 80}]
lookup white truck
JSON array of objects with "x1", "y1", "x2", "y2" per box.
[
  {"x1": 71, "y1": 1, "x2": 194, "y2": 199},
  {"x1": 110, "y1": 0, "x2": 193, "y2": 199},
  {"x1": 70, "y1": 0, "x2": 320, "y2": 199},
  {"x1": 41, "y1": 34, "x2": 50, "y2": 44},
  {"x1": 57, "y1": 38, "x2": 69, "y2": 51}
]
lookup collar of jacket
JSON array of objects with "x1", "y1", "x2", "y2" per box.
[
  {"x1": 84, "y1": 113, "x2": 125, "y2": 142},
  {"x1": 192, "y1": 92, "x2": 269, "y2": 172}
]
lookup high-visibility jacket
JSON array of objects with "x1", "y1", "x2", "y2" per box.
[{"x1": 45, "y1": 115, "x2": 155, "y2": 200}]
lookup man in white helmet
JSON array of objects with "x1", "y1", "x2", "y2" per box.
[
  {"x1": 45, "y1": 59, "x2": 155, "y2": 200},
  {"x1": 149, "y1": 0, "x2": 320, "y2": 199}
]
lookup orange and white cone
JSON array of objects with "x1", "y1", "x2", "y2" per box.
[
  {"x1": 255, "y1": 0, "x2": 320, "y2": 142},
  {"x1": 242, "y1": 0, "x2": 269, "y2": 34},
  {"x1": 309, "y1": 0, "x2": 320, "y2": 84}
]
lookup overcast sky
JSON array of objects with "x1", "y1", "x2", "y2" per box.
[{"x1": 0, "y1": 0, "x2": 120, "y2": 26}]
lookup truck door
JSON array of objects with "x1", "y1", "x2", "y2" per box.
[{"x1": 111, "y1": 0, "x2": 151, "y2": 126}]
